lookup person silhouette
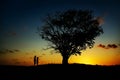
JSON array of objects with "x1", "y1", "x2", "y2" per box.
[
  {"x1": 36, "y1": 57, "x2": 39, "y2": 66},
  {"x1": 34, "y1": 55, "x2": 37, "y2": 66}
]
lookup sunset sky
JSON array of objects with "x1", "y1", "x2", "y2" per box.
[{"x1": 0, "y1": 0, "x2": 120, "y2": 66}]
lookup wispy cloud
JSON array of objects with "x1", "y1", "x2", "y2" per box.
[
  {"x1": 5, "y1": 26, "x2": 29, "y2": 37},
  {"x1": 96, "y1": 17, "x2": 104, "y2": 26},
  {"x1": 14, "y1": 49, "x2": 20, "y2": 52},
  {"x1": 0, "y1": 49, "x2": 20, "y2": 54},
  {"x1": 97, "y1": 44, "x2": 118, "y2": 49},
  {"x1": 7, "y1": 31, "x2": 17, "y2": 37}
]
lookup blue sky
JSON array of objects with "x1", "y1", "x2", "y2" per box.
[{"x1": 1, "y1": 0, "x2": 120, "y2": 49}]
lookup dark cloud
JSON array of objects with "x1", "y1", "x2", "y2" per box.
[
  {"x1": 107, "y1": 44, "x2": 118, "y2": 48},
  {"x1": 8, "y1": 31, "x2": 17, "y2": 36},
  {"x1": 0, "y1": 49, "x2": 20, "y2": 54},
  {"x1": 10, "y1": 32, "x2": 17, "y2": 36},
  {"x1": 14, "y1": 49, "x2": 20, "y2": 52},
  {"x1": 6, "y1": 49, "x2": 14, "y2": 53},
  {"x1": 7, "y1": 49, "x2": 20, "y2": 53},
  {"x1": 98, "y1": 44, "x2": 105, "y2": 48},
  {"x1": 97, "y1": 44, "x2": 118, "y2": 49}
]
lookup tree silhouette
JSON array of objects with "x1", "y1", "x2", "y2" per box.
[{"x1": 37, "y1": 9, "x2": 103, "y2": 64}]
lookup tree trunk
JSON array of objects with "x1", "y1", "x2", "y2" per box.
[{"x1": 62, "y1": 55, "x2": 69, "y2": 64}]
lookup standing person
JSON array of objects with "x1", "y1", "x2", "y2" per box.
[
  {"x1": 36, "y1": 57, "x2": 39, "y2": 66},
  {"x1": 34, "y1": 55, "x2": 37, "y2": 66}
]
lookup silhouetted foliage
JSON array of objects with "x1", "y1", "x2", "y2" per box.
[{"x1": 37, "y1": 9, "x2": 103, "y2": 64}]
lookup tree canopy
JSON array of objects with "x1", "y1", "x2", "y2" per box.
[{"x1": 37, "y1": 9, "x2": 103, "y2": 64}]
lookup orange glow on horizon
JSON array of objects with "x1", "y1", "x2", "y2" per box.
[{"x1": 0, "y1": 45, "x2": 120, "y2": 66}]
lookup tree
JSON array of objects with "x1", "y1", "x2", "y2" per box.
[{"x1": 37, "y1": 9, "x2": 103, "y2": 64}]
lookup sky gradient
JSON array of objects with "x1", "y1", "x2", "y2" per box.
[{"x1": 0, "y1": 0, "x2": 120, "y2": 66}]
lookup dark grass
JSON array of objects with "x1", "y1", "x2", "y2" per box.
[{"x1": 0, "y1": 64, "x2": 120, "y2": 80}]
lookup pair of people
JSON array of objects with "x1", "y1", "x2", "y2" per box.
[{"x1": 34, "y1": 56, "x2": 39, "y2": 66}]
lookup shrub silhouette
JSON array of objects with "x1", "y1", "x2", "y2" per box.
[{"x1": 37, "y1": 9, "x2": 103, "y2": 64}]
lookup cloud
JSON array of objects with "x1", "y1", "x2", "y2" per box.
[
  {"x1": 107, "y1": 44, "x2": 118, "y2": 48},
  {"x1": 10, "y1": 32, "x2": 17, "y2": 36},
  {"x1": 98, "y1": 44, "x2": 105, "y2": 48},
  {"x1": 14, "y1": 49, "x2": 20, "y2": 52},
  {"x1": 8, "y1": 31, "x2": 17, "y2": 36},
  {"x1": 6, "y1": 49, "x2": 14, "y2": 53},
  {"x1": 7, "y1": 49, "x2": 20, "y2": 53},
  {"x1": 96, "y1": 17, "x2": 104, "y2": 26},
  {"x1": 97, "y1": 44, "x2": 118, "y2": 49},
  {"x1": 0, "y1": 49, "x2": 20, "y2": 54}
]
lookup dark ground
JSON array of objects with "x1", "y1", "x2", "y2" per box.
[{"x1": 0, "y1": 64, "x2": 120, "y2": 80}]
